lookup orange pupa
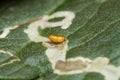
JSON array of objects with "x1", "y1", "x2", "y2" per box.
[{"x1": 48, "y1": 34, "x2": 65, "y2": 43}]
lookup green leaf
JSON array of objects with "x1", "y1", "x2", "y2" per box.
[
  {"x1": 0, "y1": 0, "x2": 120, "y2": 80},
  {"x1": 42, "y1": 72, "x2": 104, "y2": 80},
  {"x1": 42, "y1": 0, "x2": 120, "y2": 65},
  {"x1": 0, "y1": 0, "x2": 63, "y2": 79}
]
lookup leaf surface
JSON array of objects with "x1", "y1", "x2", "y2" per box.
[{"x1": 0, "y1": 0, "x2": 120, "y2": 80}]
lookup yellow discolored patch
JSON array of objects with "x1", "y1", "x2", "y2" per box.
[{"x1": 48, "y1": 34, "x2": 65, "y2": 43}]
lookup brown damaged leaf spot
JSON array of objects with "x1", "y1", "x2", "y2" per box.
[{"x1": 55, "y1": 60, "x2": 87, "y2": 72}]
